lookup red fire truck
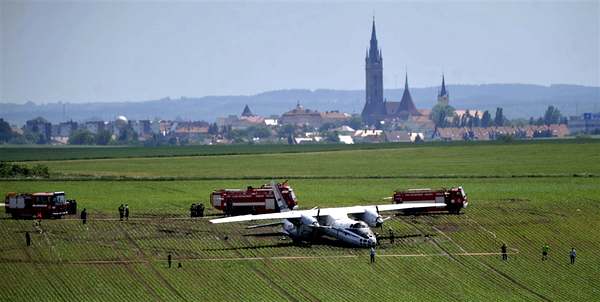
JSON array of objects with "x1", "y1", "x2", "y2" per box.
[
  {"x1": 5, "y1": 191, "x2": 77, "y2": 219},
  {"x1": 393, "y1": 187, "x2": 468, "y2": 214},
  {"x1": 211, "y1": 181, "x2": 298, "y2": 215}
]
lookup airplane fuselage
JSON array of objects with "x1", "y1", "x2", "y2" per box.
[{"x1": 283, "y1": 214, "x2": 377, "y2": 247}]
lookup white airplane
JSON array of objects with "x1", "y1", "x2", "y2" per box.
[{"x1": 210, "y1": 182, "x2": 446, "y2": 247}]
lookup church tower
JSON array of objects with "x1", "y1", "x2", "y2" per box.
[
  {"x1": 437, "y1": 75, "x2": 449, "y2": 106},
  {"x1": 361, "y1": 19, "x2": 386, "y2": 124}
]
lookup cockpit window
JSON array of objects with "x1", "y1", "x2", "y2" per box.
[{"x1": 351, "y1": 222, "x2": 367, "y2": 229}]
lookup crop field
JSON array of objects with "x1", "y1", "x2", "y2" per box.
[{"x1": 1, "y1": 140, "x2": 600, "y2": 301}]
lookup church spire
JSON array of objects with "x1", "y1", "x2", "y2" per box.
[
  {"x1": 404, "y1": 72, "x2": 409, "y2": 90},
  {"x1": 371, "y1": 17, "x2": 377, "y2": 41},
  {"x1": 439, "y1": 74, "x2": 447, "y2": 97},
  {"x1": 367, "y1": 18, "x2": 380, "y2": 63}
]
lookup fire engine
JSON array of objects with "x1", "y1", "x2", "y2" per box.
[
  {"x1": 211, "y1": 181, "x2": 298, "y2": 215},
  {"x1": 393, "y1": 187, "x2": 468, "y2": 214},
  {"x1": 5, "y1": 191, "x2": 77, "y2": 219}
]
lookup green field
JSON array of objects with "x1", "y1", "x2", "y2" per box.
[{"x1": 1, "y1": 141, "x2": 599, "y2": 301}]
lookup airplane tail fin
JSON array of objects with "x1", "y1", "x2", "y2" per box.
[{"x1": 272, "y1": 180, "x2": 290, "y2": 212}]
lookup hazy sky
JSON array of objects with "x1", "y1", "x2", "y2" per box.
[{"x1": 1, "y1": 1, "x2": 599, "y2": 103}]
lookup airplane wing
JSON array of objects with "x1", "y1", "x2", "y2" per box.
[
  {"x1": 370, "y1": 203, "x2": 446, "y2": 212},
  {"x1": 323, "y1": 203, "x2": 446, "y2": 216},
  {"x1": 210, "y1": 203, "x2": 444, "y2": 224},
  {"x1": 209, "y1": 209, "x2": 317, "y2": 224}
]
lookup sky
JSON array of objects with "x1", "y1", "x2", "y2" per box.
[{"x1": 1, "y1": 0, "x2": 599, "y2": 103}]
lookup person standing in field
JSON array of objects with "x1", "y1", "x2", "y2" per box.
[
  {"x1": 370, "y1": 247, "x2": 376, "y2": 264},
  {"x1": 80, "y1": 208, "x2": 87, "y2": 225},
  {"x1": 124, "y1": 204, "x2": 130, "y2": 221},
  {"x1": 570, "y1": 248, "x2": 576, "y2": 264},
  {"x1": 168, "y1": 252, "x2": 172, "y2": 268},
  {"x1": 25, "y1": 231, "x2": 31, "y2": 247},
  {"x1": 542, "y1": 243, "x2": 550, "y2": 261},
  {"x1": 389, "y1": 228, "x2": 395, "y2": 244},
  {"x1": 501, "y1": 243, "x2": 508, "y2": 261},
  {"x1": 118, "y1": 204, "x2": 124, "y2": 221}
]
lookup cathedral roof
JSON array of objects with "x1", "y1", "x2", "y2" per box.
[
  {"x1": 241, "y1": 104, "x2": 254, "y2": 117},
  {"x1": 395, "y1": 74, "x2": 420, "y2": 116}
]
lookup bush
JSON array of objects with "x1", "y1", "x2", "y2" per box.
[{"x1": 0, "y1": 161, "x2": 50, "y2": 178}]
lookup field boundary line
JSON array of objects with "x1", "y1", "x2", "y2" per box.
[
  {"x1": 3, "y1": 173, "x2": 597, "y2": 181},
  {"x1": 0, "y1": 251, "x2": 521, "y2": 265}
]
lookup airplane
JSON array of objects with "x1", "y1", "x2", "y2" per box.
[{"x1": 210, "y1": 182, "x2": 446, "y2": 247}]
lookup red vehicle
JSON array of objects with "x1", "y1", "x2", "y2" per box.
[
  {"x1": 393, "y1": 187, "x2": 468, "y2": 214},
  {"x1": 211, "y1": 181, "x2": 298, "y2": 215},
  {"x1": 5, "y1": 191, "x2": 76, "y2": 219}
]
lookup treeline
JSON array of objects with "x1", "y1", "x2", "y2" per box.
[
  {"x1": 431, "y1": 105, "x2": 568, "y2": 128},
  {"x1": 0, "y1": 161, "x2": 50, "y2": 178},
  {"x1": 0, "y1": 118, "x2": 49, "y2": 144},
  {"x1": 68, "y1": 128, "x2": 137, "y2": 145}
]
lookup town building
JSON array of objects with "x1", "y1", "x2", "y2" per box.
[
  {"x1": 569, "y1": 113, "x2": 600, "y2": 134},
  {"x1": 280, "y1": 102, "x2": 323, "y2": 127}
]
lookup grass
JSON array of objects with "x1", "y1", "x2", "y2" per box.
[
  {"x1": 1, "y1": 141, "x2": 600, "y2": 301},
  {"x1": 0, "y1": 138, "x2": 596, "y2": 162},
  {"x1": 14, "y1": 140, "x2": 600, "y2": 179}
]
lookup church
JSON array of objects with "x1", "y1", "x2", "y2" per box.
[{"x1": 361, "y1": 20, "x2": 448, "y2": 125}]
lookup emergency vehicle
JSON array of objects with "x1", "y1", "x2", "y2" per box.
[
  {"x1": 393, "y1": 187, "x2": 468, "y2": 214},
  {"x1": 5, "y1": 191, "x2": 76, "y2": 219},
  {"x1": 211, "y1": 181, "x2": 298, "y2": 215}
]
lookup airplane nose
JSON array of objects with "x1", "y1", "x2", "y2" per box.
[{"x1": 368, "y1": 237, "x2": 377, "y2": 247}]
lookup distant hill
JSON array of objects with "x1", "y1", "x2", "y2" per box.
[{"x1": 1, "y1": 84, "x2": 598, "y2": 125}]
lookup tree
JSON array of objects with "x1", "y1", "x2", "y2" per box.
[
  {"x1": 544, "y1": 105, "x2": 561, "y2": 125},
  {"x1": 117, "y1": 126, "x2": 138, "y2": 144},
  {"x1": 208, "y1": 123, "x2": 219, "y2": 135},
  {"x1": 95, "y1": 130, "x2": 112, "y2": 145},
  {"x1": 247, "y1": 125, "x2": 271, "y2": 139},
  {"x1": 431, "y1": 104, "x2": 455, "y2": 128},
  {"x1": 68, "y1": 129, "x2": 95, "y2": 145},
  {"x1": 319, "y1": 123, "x2": 336, "y2": 132},
  {"x1": 481, "y1": 110, "x2": 492, "y2": 128},
  {"x1": 347, "y1": 116, "x2": 363, "y2": 130},
  {"x1": 0, "y1": 118, "x2": 14, "y2": 143},
  {"x1": 324, "y1": 131, "x2": 340, "y2": 143},
  {"x1": 494, "y1": 107, "x2": 505, "y2": 127},
  {"x1": 278, "y1": 124, "x2": 297, "y2": 138}
]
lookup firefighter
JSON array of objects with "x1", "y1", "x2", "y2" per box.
[
  {"x1": 570, "y1": 248, "x2": 576, "y2": 264},
  {"x1": 25, "y1": 231, "x2": 31, "y2": 247},
  {"x1": 190, "y1": 204, "x2": 196, "y2": 217},
  {"x1": 80, "y1": 208, "x2": 87, "y2": 225},
  {"x1": 198, "y1": 203, "x2": 205, "y2": 217},
  {"x1": 501, "y1": 243, "x2": 508, "y2": 261},
  {"x1": 388, "y1": 228, "x2": 395, "y2": 244},
  {"x1": 124, "y1": 204, "x2": 130, "y2": 221},
  {"x1": 168, "y1": 252, "x2": 172, "y2": 268},
  {"x1": 542, "y1": 243, "x2": 550, "y2": 261},
  {"x1": 118, "y1": 204, "x2": 125, "y2": 221},
  {"x1": 370, "y1": 247, "x2": 376, "y2": 264},
  {"x1": 178, "y1": 262, "x2": 182, "y2": 268},
  {"x1": 226, "y1": 200, "x2": 232, "y2": 217}
]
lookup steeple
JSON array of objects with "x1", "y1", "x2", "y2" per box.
[
  {"x1": 362, "y1": 17, "x2": 385, "y2": 124},
  {"x1": 367, "y1": 18, "x2": 381, "y2": 63},
  {"x1": 437, "y1": 74, "x2": 449, "y2": 106},
  {"x1": 371, "y1": 17, "x2": 377, "y2": 41},
  {"x1": 439, "y1": 74, "x2": 448, "y2": 97},
  {"x1": 396, "y1": 73, "x2": 420, "y2": 116}
]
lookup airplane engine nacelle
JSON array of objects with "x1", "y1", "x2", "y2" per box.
[
  {"x1": 300, "y1": 214, "x2": 318, "y2": 226},
  {"x1": 361, "y1": 209, "x2": 384, "y2": 227},
  {"x1": 283, "y1": 215, "x2": 318, "y2": 241}
]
